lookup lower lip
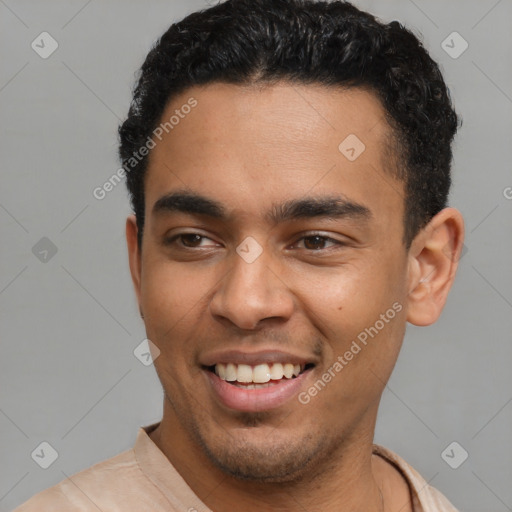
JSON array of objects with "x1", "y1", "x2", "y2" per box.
[{"x1": 204, "y1": 369, "x2": 312, "y2": 412}]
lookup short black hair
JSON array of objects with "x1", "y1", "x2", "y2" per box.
[{"x1": 119, "y1": 0, "x2": 459, "y2": 249}]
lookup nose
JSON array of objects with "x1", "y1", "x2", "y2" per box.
[{"x1": 209, "y1": 246, "x2": 294, "y2": 330}]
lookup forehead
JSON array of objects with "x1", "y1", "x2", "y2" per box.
[{"x1": 144, "y1": 82, "x2": 403, "y2": 225}]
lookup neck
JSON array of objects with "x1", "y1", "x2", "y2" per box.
[{"x1": 150, "y1": 401, "x2": 389, "y2": 512}]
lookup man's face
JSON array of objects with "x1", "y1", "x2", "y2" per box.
[{"x1": 132, "y1": 82, "x2": 411, "y2": 481}]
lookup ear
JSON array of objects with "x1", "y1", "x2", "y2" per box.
[
  {"x1": 126, "y1": 215, "x2": 143, "y2": 314},
  {"x1": 406, "y1": 207, "x2": 465, "y2": 326}
]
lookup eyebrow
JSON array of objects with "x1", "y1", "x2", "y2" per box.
[{"x1": 152, "y1": 190, "x2": 372, "y2": 224}]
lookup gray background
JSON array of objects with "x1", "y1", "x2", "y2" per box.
[{"x1": 1, "y1": 0, "x2": 511, "y2": 511}]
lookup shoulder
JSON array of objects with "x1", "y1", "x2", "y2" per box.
[
  {"x1": 12, "y1": 448, "x2": 159, "y2": 512},
  {"x1": 372, "y1": 444, "x2": 460, "y2": 512}
]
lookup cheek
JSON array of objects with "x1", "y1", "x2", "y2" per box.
[
  {"x1": 292, "y1": 261, "x2": 402, "y2": 333},
  {"x1": 290, "y1": 258, "x2": 407, "y2": 383},
  {"x1": 140, "y1": 259, "x2": 216, "y2": 351},
  {"x1": 297, "y1": 273, "x2": 406, "y2": 412}
]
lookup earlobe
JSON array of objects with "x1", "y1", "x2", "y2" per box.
[
  {"x1": 406, "y1": 208, "x2": 465, "y2": 326},
  {"x1": 126, "y1": 215, "x2": 143, "y2": 308}
]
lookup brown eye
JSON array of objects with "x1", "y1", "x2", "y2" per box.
[
  {"x1": 301, "y1": 235, "x2": 337, "y2": 250},
  {"x1": 163, "y1": 232, "x2": 220, "y2": 249},
  {"x1": 180, "y1": 234, "x2": 204, "y2": 247}
]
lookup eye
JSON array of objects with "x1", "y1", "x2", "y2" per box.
[
  {"x1": 164, "y1": 233, "x2": 219, "y2": 248},
  {"x1": 293, "y1": 234, "x2": 342, "y2": 251}
]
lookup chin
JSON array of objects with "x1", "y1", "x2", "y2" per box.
[{"x1": 193, "y1": 425, "x2": 330, "y2": 483}]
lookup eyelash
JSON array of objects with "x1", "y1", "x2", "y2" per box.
[{"x1": 164, "y1": 232, "x2": 343, "y2": 251}]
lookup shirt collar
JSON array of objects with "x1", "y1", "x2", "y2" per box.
[{"x1": 135, "y1": 422, "x2": 453, "y2": 512}]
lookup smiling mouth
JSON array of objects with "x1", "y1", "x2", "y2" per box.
[{"x1": 205, "y1": 362, "x2": 315, "y2": 389}]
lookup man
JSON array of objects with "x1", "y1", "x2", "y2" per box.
[{"x1": 14, "y1": 0, "x2": 464, "y2": 510}]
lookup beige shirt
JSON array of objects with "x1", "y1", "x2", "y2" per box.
[{"x1": 14, "y1": 423, "x2": 459, "y2": 512}]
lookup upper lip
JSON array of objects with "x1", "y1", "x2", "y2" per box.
[{"x1": 200, "y1": 349, "x2": 316, "y2": 367}]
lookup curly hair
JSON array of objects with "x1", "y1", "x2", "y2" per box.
[{"x1": 118, "y1": 0, "x2": 459, "y2": 248}]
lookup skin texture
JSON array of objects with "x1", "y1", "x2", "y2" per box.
[{"x1": 126, "y1": 82, "x2": 464, "y2": 511}]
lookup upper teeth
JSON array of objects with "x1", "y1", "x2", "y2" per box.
[{"x1": 215, "y1": 363, "x2": 302, "y2": 383}]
